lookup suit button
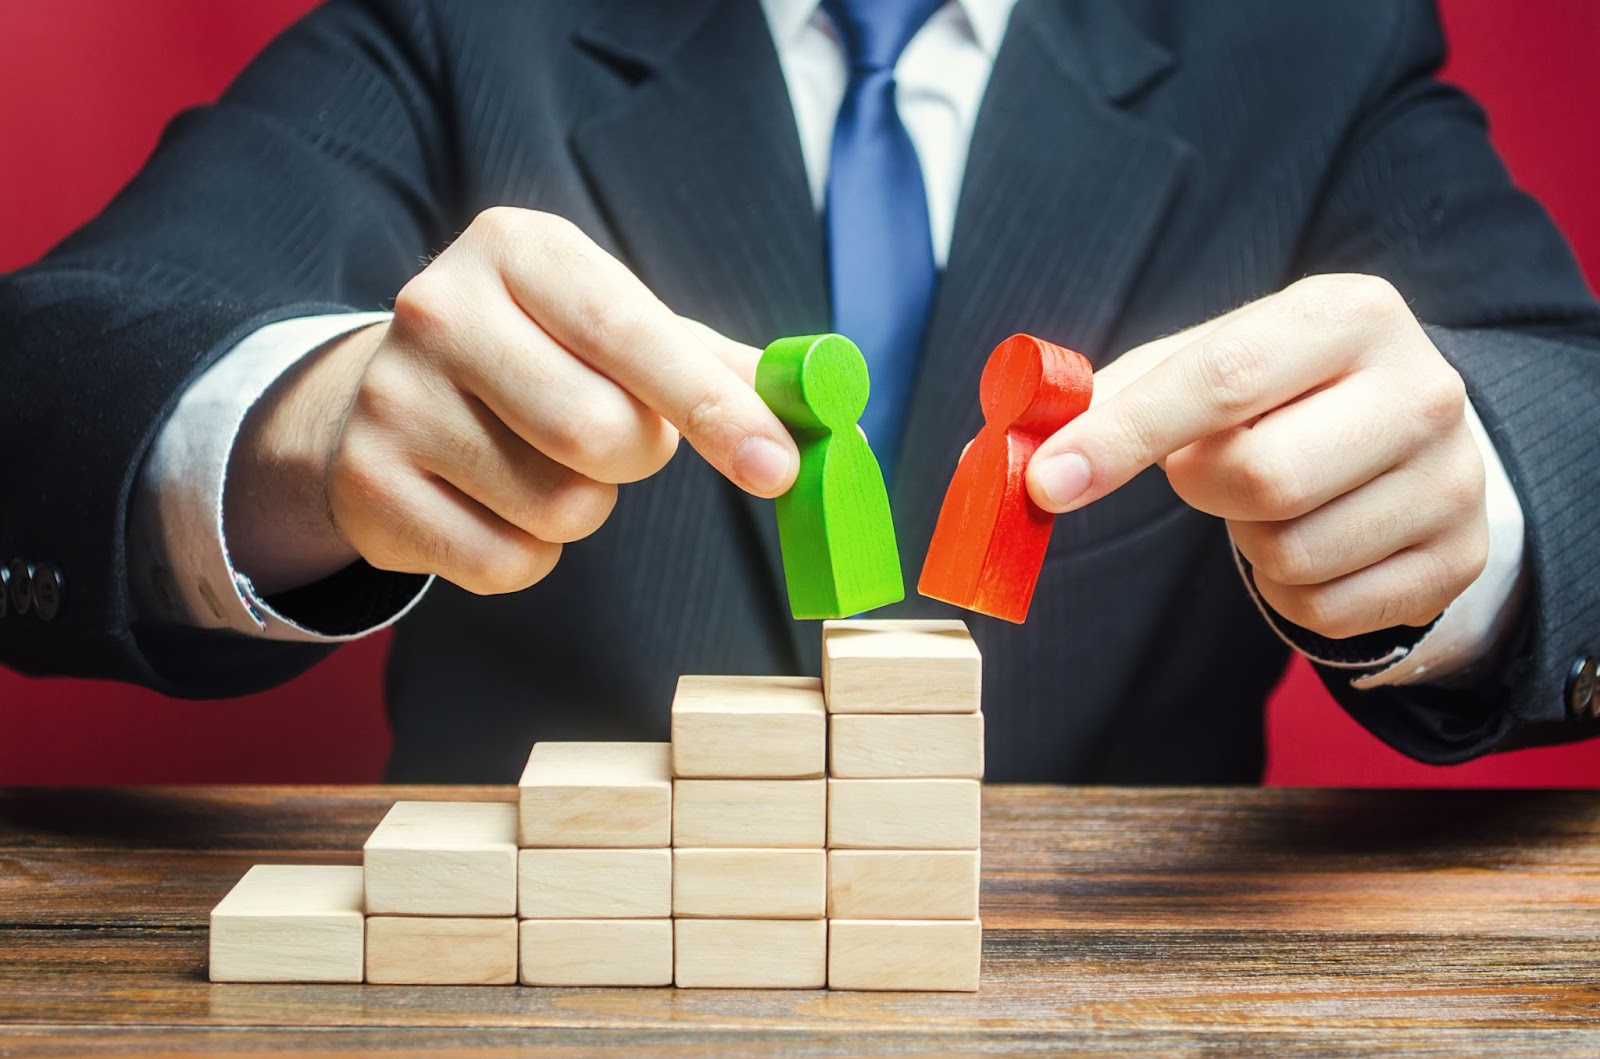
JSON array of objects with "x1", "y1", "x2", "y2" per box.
[
  {"x1": 8, "y1": 559, "x2": 33, "y2": 616},
  {"x1": 31, "y1": 563, "x2": 63, "y2": 622},
  {"x1": 0, "y1": 564, "x2": 8, "y2": 619},
  {"x1": 1567, "y1": 656, "x2": 1598, "y2": 718}
]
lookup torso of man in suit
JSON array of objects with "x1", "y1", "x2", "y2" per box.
[{"x1": 3, "y1": 0, "x2": 1598, "y2": 783}]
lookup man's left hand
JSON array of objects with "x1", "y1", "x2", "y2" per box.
[{"x1": 1027, "y1": 274, "x2": 1489, "y2": 640}]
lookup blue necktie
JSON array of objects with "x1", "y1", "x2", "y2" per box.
[{"x1": 823, "y1": 0, "x2": 943, "y2": 482}]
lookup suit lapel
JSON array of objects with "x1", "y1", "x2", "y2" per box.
[
  {"x1": 571, "y1": 0, "x2": 827, "y2": 662},
  {"x1": 893, "y1": 0, "x2": 1194, "y2": 582},
  {"x1": 569, "y1": 0, "x2": 1194, "y2": 647}
]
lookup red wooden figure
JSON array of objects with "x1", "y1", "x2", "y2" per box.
[{"x1": 917, "y1": 334, "x2": 1093, "y2": 624}]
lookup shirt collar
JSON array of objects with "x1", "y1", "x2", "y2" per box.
[
  {"x1": 958, "y1": 0, "x2": 1018, "y2": 58},
  {"x1": 759, "y1": 0, "x2": 1019, "y2": 58}
]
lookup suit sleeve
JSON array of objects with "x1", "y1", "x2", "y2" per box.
[
  {"x1": 1291, "y1": 0, "x2": 1600, "y2": 762},
  {"x1": 0, "y1": 0, "x2": 448, "y2": 696}
]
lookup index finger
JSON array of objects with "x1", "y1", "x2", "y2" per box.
[
  {"x1": 1025, "y1": 294, "x2": 1359, "y2": 513},
  {"x1": 490, "y1": 213, "x2": 798, "y2": 498}
]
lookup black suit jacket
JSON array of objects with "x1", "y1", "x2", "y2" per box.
[{"x1": 3, "y1": 0, "x2": 1598, "y2": 782}]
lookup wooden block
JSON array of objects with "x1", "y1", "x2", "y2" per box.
[
  {"x1": 829, "y1": 712, "x2": 985, "y2": 778},
  {"x1": 672, "y1": 779, "x2": 825, "y2": 848},
  {"x1": 673, "y1": 849, "x2": 825, "y2": 919},
  {"x1": 828, "y1": 919, "x2": 981, "y2": 991},
  {"x1": 366, "y1": 916, "x2": 518, "y2": 985},
  {"x1": 519, "y1": 848, "x2": 671, "y2": 919},
  {"x1": 918, "y1": 334, "x2": 1093, "y2": 624},
  {"x1": 821, "y1": 619, "x2": 981, "y2": 713},
  {"x1": 827, "y1": 779, "x2": 980, "y2": 849},
  {"x1": 828, "y1": 850, "x2": 980, "y2": 919},
  {"x1": 363, "y1": 800, "x2": 517, "y2": 916},
  {"x1": 671, "y1": 675, "x2": 826, "y2": 779},
  {"x1": 209, "y1": 864, "x2": 364, "y2": 983},
  {"x1": 756, "y1": 333, "x2": 904, "y2": 619},
  {"x1": 518, "y1": 742, "x2": 671, "y2": 848},
  {"x1": 674, "y1": 919, "x2": 827, "y2": 988},
  {"x1": 519, "y1": 919, "x2": 673, "y2": 986}
]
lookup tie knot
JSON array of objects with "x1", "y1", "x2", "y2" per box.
[{"x1": 822, "y1": 0, "x2": 946, "y2": 73}]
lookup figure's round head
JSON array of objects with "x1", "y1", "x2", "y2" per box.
[
  {"x1": 978, "y1": 333, "x2": 1093, "y2": 432},
  {"x1": 756, "y1": 333, "x2": 870, "y2": 431}
]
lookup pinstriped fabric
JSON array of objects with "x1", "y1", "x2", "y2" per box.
[
  {"x1": 4, "y1": 0, "x2": 1598, "y2": 779},
  {"x1": 1433, "y1": 329, "x2": 1600, "y2": 722},
  {"x1": 894, "y1": 0, "x2": 1191, "y2": 571}
]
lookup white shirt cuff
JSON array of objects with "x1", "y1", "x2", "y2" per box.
[
  {"x1": 130, "y1": 311, "x2": 434, "y2": 642},
  {"x1": 1236, "y1": 397, "x2": 1526, "y2": 688}
]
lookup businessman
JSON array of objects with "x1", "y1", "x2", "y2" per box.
[{"x1": 3, "y1": 0, "x2": 1598, "y2": 782}]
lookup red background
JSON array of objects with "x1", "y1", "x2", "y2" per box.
[{"x1": 2, "y1": 1, "x2": 1597, "y2": 786}]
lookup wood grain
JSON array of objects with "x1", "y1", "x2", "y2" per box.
[
  {"x1": 671, "y1": 779, "x2": 826, "y2": 848},
  {"x1": 828, "y1": 850, "x2": 980, "y2": 919},
  {"x1": 5, "y1": 786, "x2": 1600, "y2": 1054},
  {"x1": 673, "y1": 918, "x2": 827, "y2": 989},
  {"x1": 519, "y1": 919, "x2": 673, "y2": 987},
  {"x1": 670, "y1": 675, "x2": 826, "y2": 779},
  {"x1": 828, "y1": 712, "x2": 985, "y2": 778},
  {"x1": 518, "y1": 848, "x2": 672, "y2": 919},
  {"x1": 827, "y1": 778, "x2": 982, "y2": 849},
  {"x1": 208, "y1": 864, "x2": 364, "y2": 983},
  {"x1": 366, "y1": 916, "x2": 517, "y2": 985},
  {"x1": 820, "y1": 620, "x2": 982, "y2": 713},
  {"x1": 828, "y1": 918, "x2": 981, "y2": 991},
  {"x1": 363, "y1": 801, "x2": 517, "y2": 916},
  {"x1": 672, "y1": 848, "x2": 826, "y2": 919},
  {"x1": 517, "y1": 743, "x2": 672, "y2": 848}
]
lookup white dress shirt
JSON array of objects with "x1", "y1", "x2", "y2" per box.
[{"x1": 130, "y1": 0, "x2": 1526, "y2": 688}]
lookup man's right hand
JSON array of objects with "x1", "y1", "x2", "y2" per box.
[{"x1": 224, "y1": 208, "x2": 799, "y2": 597}]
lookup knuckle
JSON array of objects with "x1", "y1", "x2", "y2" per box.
[
  {"x1": 1415, "y1": 366, "x2": 1468, "y2": 431},
  {"x1": 534, "y1": 212, "x2": 599, "y2": 278},
  {"x1": 1234, "y1": 452, "x2": 1309, "y2": 519},
  {"x1": 1335, "y1": 273, "x2": 1404, "y2": 319},
  {"x1": 546, "y1": 404, "x2": 640, "y2": 476},
  {"x1": 538, "y1": 414, "x2": 601, "y2": 472},
  {"x1": 1110, "y1": 399, "x2": 1166, "y2": 467},
  {"x1": 349, "y1": 356, "x2": 421, "y2": 431},
  {"x1": 457, "y1": 534, "x2": 562, "y2": 595},
  {"x1": 1436, "y1": 531, "x2": 1486, "y2": 600},
  {"x1": 534, "y1": 478, "x2": 618, "y2": 543},
  {"x1": 1440, "y1": 450, "x2": 1486, "y2": 517},
  {"x1": 1305, "y1": 587, "x2": 1368, "y2": 640},
  {"x1": 470, "y1": 205, "x2": 529, "y2": 248},
  {"x1": 392, "y1": 272, "x2": 458, "y2": 346},
  {"x1": 1275, "y1": 583, "x2": 1342, "y2": 637},
  {"x1": 507, "y1": 536, "x2": 563, "y2": 589},
  {"x1": 1293, "y1": 273, "x2": 1405, "y2": 331},
  {"x1": 1459, "y1": 530, "x2": 1490, "y2": 589},
  {"x1": 640, "y1": 420, "x2": 683, "y2": 476},
  {"x1": 328, "y1": 434, "x2": 399, "y2": 515},
  {"x1": 1254, "y1": 525, "x2": 1318, "y2": 586},
  {"x1": 530, "y1": 209, "x2": 583, "y2": 245},
  {"x1": 677, "y1": 387, "x2": 737, "y2": 451},
  {"x1": 1193, "y1": 334, "x2": 1271, "y2": 416},
  {"x1": 575, "y1": 288, "x2": 649, "y2": 356}
]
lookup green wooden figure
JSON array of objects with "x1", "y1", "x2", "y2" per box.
[{"x1": 755, "y1": 333, "x2": 904, "y2": 619}]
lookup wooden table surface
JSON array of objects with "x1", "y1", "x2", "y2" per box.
[{"x1": 3, "y1": 785, "x2": 1600, "y2": 1056}]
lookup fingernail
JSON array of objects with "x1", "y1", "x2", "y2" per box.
[
  {"x1": 1036, "y1": 452, "x2": 1092, "y2": 510},
  {"x1": 733, "y1": 435, "x2": 793, "y2": 495}
]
